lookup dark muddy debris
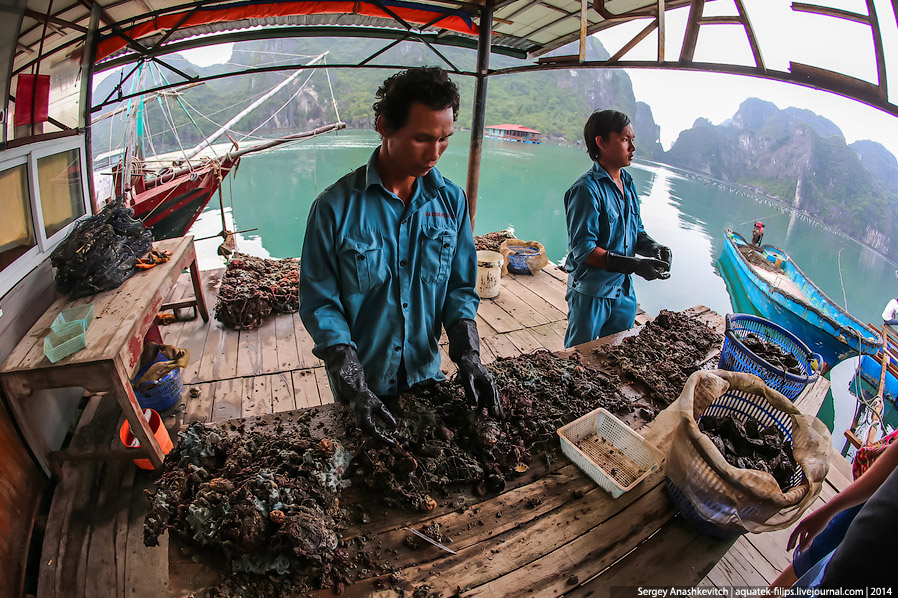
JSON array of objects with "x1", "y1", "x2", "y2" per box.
[
  {"x1": 739, "y1": 333, "x2": 803, "y2": 375},
  {"x1": 739, "y1": 245, "x2": 783, "y2": 274},
  {"x1": 144, "y1": 350, "x2": 632, "y2": 596},
  {"x1": 473, "y1": 230, "x2": 515, "y2": 253},
  {"x1": 350, "y1": 350, "x2": 633, "y2": 511},
  {"x1": 699, "y1": 414, "x2": 797, "y2": 491},
  {"x1": 215, "y1": 253, "x2": 300, "y2": 330},
  {"x1": 596, "y1": 310, "x2": 723, "y2": 407},
  {"x1": 144, "y1": 421, "x2": 379, "y2": 597}
]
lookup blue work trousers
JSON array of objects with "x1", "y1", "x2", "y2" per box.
[{"x1": 564, "y1": 278, "x2": 637, "y2": 348}]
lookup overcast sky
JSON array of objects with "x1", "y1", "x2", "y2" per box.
[
  {"x1": 178, "y1": 0, "x2": 898, "y2": 159},
  {"x1": 596, "y1": 0, "x2": 898, "y2": 158}
]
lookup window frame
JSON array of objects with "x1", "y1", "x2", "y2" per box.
[{"x1": 0, "y1": 134, "x2": 91, "y2": 298}]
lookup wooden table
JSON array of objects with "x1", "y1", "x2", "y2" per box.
[
  {"x1": 168, "y1": 307, "x2": 833, "y2": 597},
  {"x1": 0, "y1": 236, "x2": 208, "y2": 478}
]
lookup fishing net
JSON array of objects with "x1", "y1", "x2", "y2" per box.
[
  {"x1": 215, "y1": 253, "x2": 301, "y2": 330},
  {"x1": 50, "y1": 199, "x2": 154, "y2": 298}
]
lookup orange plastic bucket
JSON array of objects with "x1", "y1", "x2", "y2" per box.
[{"x1": 119, "y1": 408, "x2": 173, "y2": 469}]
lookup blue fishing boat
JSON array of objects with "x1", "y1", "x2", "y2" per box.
[
  {"x1": 719, "y1": 230, "x2": 882, "y2": 371},
  {"x1": 858, "y1": 354, "x2": 898, "y2": 404}
]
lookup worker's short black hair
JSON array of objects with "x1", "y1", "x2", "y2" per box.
[
  {"x1": 584, "y1": 110, "x2": 631, "y2": 162},
  {"x1": 373, "y1": 67, "x2": 460, "y2": 131}
]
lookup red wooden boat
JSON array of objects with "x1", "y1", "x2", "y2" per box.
[{"x1": 103, "y1": 53, "x2": 341, "y2": 240}]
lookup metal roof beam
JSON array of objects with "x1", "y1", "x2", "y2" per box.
[
  {"x1": 488, "y1": 58, "x2": 897, "y2": 118},
  {"x1": 22, "y1": 8, "x2": 86, "y2": 33},
  {"x1": 792, "y1": 2, "x2": 869, "y2": 24},
  {"x1": 607, "y1": 19, "x2": 656, "y2": 63},
  {"x1": 793, "y1": 1, "x2": 886, "y2": 99},
  {"x1": 150, "y1": 6, "x2": 202, "y2": 50},
  {"x1": 91, "y1": 61, "x2": 480, "y2": 113},
  {"x1": 95, "y1": 26, "x2": 528, "y2": 73},
  {"x1": 679, "y1": 0, "x2": 702, "y2": 63}
]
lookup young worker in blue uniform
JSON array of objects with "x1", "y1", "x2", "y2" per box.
[
  {"x1": 299, "y1": 67, "x2": 503, "y2": 444},
  {"x1": 563, "y1": 110, "x2": 672, "y2": 348}
]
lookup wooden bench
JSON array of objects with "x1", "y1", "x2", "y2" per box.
[{"x1": 0, "y1": 236, "x2": 207, "y2": 477}]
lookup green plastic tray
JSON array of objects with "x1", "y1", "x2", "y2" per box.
[
  {"x1": 51, "y1": 304, "x2": 94, "y2": 333},
  {"x1": 43, "y1": 321, "x2": 87, "y2": 363}
]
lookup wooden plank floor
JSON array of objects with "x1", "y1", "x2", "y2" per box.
[{"x1": 38, "y1": 264, "x2": 854, "y2": 597}]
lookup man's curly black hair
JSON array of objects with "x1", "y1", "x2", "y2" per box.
[{"x1": 373, "y1": 67, "x2": 460, "y2": 131}]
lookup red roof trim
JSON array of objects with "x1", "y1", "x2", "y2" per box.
[
  {"x1": 486, "y1": 124, "x2": 541, "y2": 134},
  {"x1": 97, "y1": 1, "x2": 479, "y2": 62}
]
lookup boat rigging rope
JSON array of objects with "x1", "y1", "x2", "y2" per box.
[
  {"x1": 324, "y1": 57, "x2": 342, "y2": 124},
  {"x1": 837, "y1": 247, "x2": 849, "y2": 311},
  {"x1": 237, "y1": 69, "x2": 318, "y2": 142},
  {"x1": 732, "y1": 214, "x2": 777, "y2": 230},
  {"x1": 178, "y1": 86, "x2": 300, "y2": 142},
  {"x1": 159, "y1": 93, "x2": 197, "y2": 169}
]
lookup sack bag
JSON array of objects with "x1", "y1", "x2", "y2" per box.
[
  {"x1": 135, "y1": 343, "x2": 189, "y2": 386},
  {"x1": 665, "y1": 369, "x2": 830, "y2": 534},
  {"x1": 499, "y1": 239, "x2": 548, "y2": 276}
]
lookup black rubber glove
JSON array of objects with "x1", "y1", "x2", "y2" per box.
[
  {"x1": 447, "y1": 319, "x2": 505, "y2": 419},
  {"x1": 321, "y1": 344, "x2": 396, "y2": 444},
  {"x1": 635, "y1": 232, "x2": 672, "y2": 270},
  {"x1": 605, "y1": 252, "x2": 670, "y2": 281}
]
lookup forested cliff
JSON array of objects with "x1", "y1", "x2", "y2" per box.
[
  {"x1": 664, "y1": 98, "x2": 898, "y2": 255},
  {"x1": 93, "y1": 37, "x2": 898, "y2": 256}
]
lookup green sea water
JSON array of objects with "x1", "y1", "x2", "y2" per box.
[{"x1": 191, "y1": 129, "x2": 898, "y2": 450}]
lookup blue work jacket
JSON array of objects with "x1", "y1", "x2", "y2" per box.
[
  {"x1": 299, "y1": 149, "x2": 479, "y2": 396},
  {"x1": 564, "y1": 161, "x2": 646, "y2": 298}
]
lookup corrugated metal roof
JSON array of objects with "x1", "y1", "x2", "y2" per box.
[
  {"x1": 10, "y1": 0, "x2": 686, "y2": 75},
  {"x1": 10, "y1": 0, "x2": 898, "y2": 120}
]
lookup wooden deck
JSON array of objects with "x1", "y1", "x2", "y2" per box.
[
  {"x1": 36, "y1": 264, "x2": 854, "y2": 597},
  {"x1": 753, "y1": 266, "x2": 809, "y2": 303}
]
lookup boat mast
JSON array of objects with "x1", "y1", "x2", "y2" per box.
[
  {"x1": 179, "y1": 51, "x2": 328, "y2": 162},
  {"x1": 121, "y1": 64, "x2": 147, "y2": 197}
]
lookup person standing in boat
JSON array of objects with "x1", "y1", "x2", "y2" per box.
[
  {"x1": 562, "y1": 109, "x2": 672, "y2": 347},
  {"x1": 752, "y1": 221, "x2": 765, "y2": 245},
  {"x1": 299, "y1": 67, "x2": 503, "y2": 444}
]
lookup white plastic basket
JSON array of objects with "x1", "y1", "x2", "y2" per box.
[{"x1": 557, "y1": 408, "x2": 665, "y2": 498}]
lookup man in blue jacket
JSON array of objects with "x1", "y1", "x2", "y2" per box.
[
  {"x1": 299, "y1": 67, "x2": 503, "y2": 444},
  {"x1": 564, "y1": 110, "x2": 672, "y2": 347}
]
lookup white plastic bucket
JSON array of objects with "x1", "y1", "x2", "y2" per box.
[{"x1": 476, "y1": 250, "x2": 503, "y2": 298}]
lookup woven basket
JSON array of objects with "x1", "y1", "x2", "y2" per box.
[
  {"x1": 718, "y1": 314, "x2": 821, "y2": 401},
  {"x1": 132, "y1": 353, "x2": 184, "y2": 411},
  {"x1": 507, "y1": 246, "x2": 540, "y2": 275}
]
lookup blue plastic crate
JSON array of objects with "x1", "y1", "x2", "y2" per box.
[
  {"x1": 132, "y1": 352, "x2": 184, "y2": 411},
  {"x1": 717, "y1": 313, "x2": 821, "y2": 401},
  {"x1": 507, "y1": 246, "x2": 540, "y2": 275}
]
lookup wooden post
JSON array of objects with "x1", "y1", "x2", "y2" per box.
[
  {"x1": 579, "y1": 0, "x2": 588, "y2": 63},
  {"x1": 866, "y1": 325, "x2": 891, "y2": 444},
  {"x1": 465, "y1": 1, "x2": 492, "y2": 232},
  {"x1": 81, "y1": 4, "x2": 101, "y2": 214}
]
